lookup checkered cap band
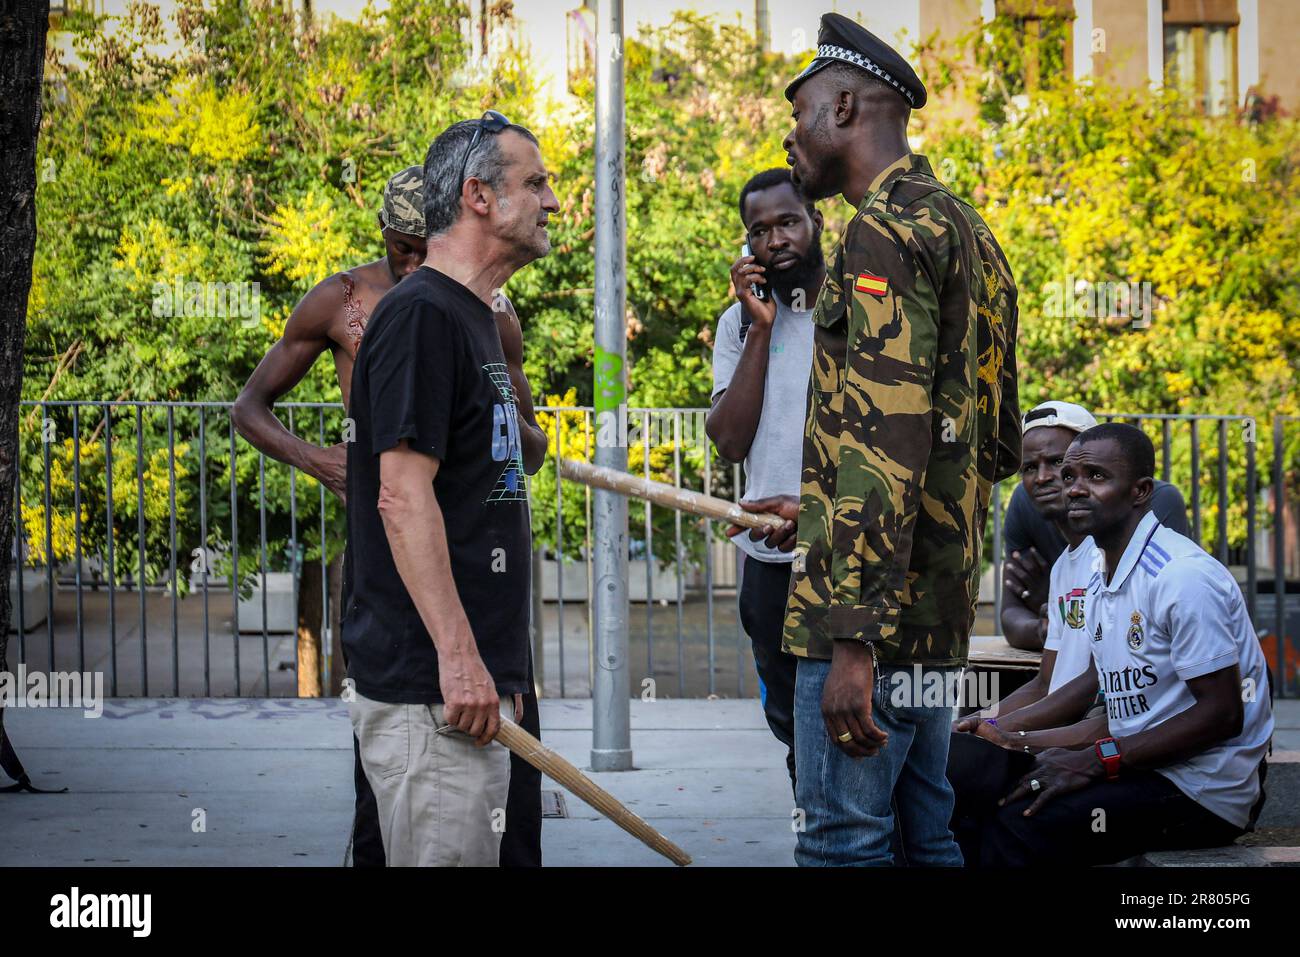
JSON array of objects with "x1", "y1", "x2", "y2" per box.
[{"x1": 814, "y1": 43, "x2": 917, "y2": 107}]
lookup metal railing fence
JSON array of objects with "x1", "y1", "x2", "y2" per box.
[{"x1": 7, "y1": 402, "x2": 1295, "y2": 697}]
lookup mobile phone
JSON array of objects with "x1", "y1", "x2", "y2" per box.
[{"x1": 740, "y1": 243, "x2": 768, "y2": 302}]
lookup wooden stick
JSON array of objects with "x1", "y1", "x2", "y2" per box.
[
  {"x1": 558, "y1": 457, "x2": 786, "y2": 531},
  {"x1": 495, "y1": 717, "x2": 692, "y2": 867}
]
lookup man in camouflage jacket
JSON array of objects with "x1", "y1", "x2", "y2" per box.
[{"x1": 777, "y1": 14, "x2": 1021, "y2": 866}]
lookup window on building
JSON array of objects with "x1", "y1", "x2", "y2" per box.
[
  {"x1": 1163, "y1": 0, "x2": 1239, "y2": 116},
  {"x1": 993, "y1": 0, "x2": 1075, "y2": 95}
]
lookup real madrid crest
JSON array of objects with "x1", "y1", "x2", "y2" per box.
[{"x1": 1127, "y1": 611, "x2": 1144, "y2": 650}]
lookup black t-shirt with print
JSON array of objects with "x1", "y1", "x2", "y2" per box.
[{"x1": 342, "y1": 266, "x2": 530, "y2": 705}]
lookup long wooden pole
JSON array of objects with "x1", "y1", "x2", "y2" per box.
[
  {"x1": 558, "y1": 458, "x2": 786, "y2": 531},
  {"x1": 494, "y1": 717, "x2": 691, "y2": 866}
]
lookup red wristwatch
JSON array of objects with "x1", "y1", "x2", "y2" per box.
[{"x1": 1095, "y1": 737, "x2": 1122, "y2": 781}]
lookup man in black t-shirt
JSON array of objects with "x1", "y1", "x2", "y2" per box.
[
  {"x1": 344, "y1": 114, "x2": 559, "y2": 866},
  {"x1": 1000, "y1": 404, "x2": 1190, "y2": 650}
]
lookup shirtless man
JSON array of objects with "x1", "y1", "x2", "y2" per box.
[{"x1": 232, "y1": 166, "x2": 547, "y2": 867}]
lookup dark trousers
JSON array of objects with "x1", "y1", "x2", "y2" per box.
[
  {"x1": 738, "y1": 555, "x2": 798, "y2": 793},
  {"x1": 350, "y1": 733, "x2": 386, "y2": 867},
  {"x1": 500, "y1": 659, "x2": 543, "y2": 868},
  {"x1": 350, "y1": 661, "x2": 544, "y2": 868},
  {"x1": 947, "y1": 733, "x2": 1244, "y2": 866}
]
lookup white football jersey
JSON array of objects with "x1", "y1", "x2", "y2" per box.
[
  {"x1": 1089, "y1": 512, "x2": 1273, "y2": 829},
  {"x1": 1045, "y1": 537, "x2": 1101, "y2": 695}
]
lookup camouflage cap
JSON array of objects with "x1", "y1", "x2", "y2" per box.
[{"x1": 379, "y1": 165, "x2": 426, "y2": 236}]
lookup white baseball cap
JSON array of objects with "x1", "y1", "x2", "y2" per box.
[{"x1": 1022, "y1": 400, "x2": 1097, "y2": 435}]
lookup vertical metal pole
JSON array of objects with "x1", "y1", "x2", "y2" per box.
[
  {"x1": 555, "y1": 416, "x2": 566, "y2": 698},
  {"x1": 288, "y1": 408, "x2": 299, "y2": 695},
  {"x1": 704, "y1": 442, "x2": 715, "y2": 696},
  {"x1": 584, "y1": 411, "x2": 594, "y2": 693},
  {"x1": 673, "y1": 415, "x2": 684, "y2": 695},
  {"x1": 1190, "y1": 418, "x2": 1202, "y2": 544},
  {"x1": 136, "y1": 406, "x2": 148, "y2": 695},
  {"x1": 317, "y1": 409, "x2": 328, "y2": 691},
  {"x1": 104, "y1": 404, "x2": 117, "y2": 695},
  {"x1": 73, "y1": 405, "x2": 84, "y2": 672},
  {"x1": 258, "y1": 453, "x2": 270, "y2": 696},
  {"x1": 1161, "y1": 419, "x2": 1171, "y2": 482},
  {"x1": 199, "y1": 408, "x2": 210, "y2": 697},
  {"x1": 168, "y1": 407, "x2": 179, "y2": 696},
  {"x1": 1245, "y1": 419, "x2": 1257, "y2": 627},
  {"x1": 643, "y1": 411, "x2": 653, "y2": 681},
  {"x1": 531, "y1": 543, "x2": 545, "y2": 695},
  {"x1": 42, "y1": 402, "x2": 54, "y2": 670},
  {"x1": 1273, "y1": 418, "x2": 1287, "y2": 697},
  {"x1": 591, "y1": 0, "x2": 631, "y2": 771},
  {"x1": 229, "y1": 416, "x2": 241, "y2": 696},
  {"x1": 1217, "y1": 419, "x2": 1229, "y2": 564},
  {"x1": 734, "y1": 460, "x2": 743, "y2": 698}
]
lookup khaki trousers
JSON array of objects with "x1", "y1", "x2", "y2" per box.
[{"x1": 349, "y1": 691, "x2": 512, "y2": 867}]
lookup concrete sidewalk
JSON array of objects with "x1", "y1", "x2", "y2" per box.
[
  {"x1": 3, "y1": 697, "x2": 1296, "y2": 867},
  {"x1": 0, "y1": 697, "x2": 797, "y2": 867}
]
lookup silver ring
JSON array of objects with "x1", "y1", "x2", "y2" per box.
[
  {"x1": 1021, "y1": 589, "x2": 1030, "y2": 599},
  {"x1": 1029, "y1": 778, "x2": 1042, "y2": 792}
]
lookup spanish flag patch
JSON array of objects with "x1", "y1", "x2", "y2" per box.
[{"x1": 854, "y1": 271, "x2": 889, "y2": 296}]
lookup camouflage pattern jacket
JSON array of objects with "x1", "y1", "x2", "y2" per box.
[{"x1": 782, "y1": 154, "x2": 1021, "y2": 666}]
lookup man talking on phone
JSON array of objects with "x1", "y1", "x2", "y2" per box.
[{"x1": 708, "y1": 168, "x2": 825, "y2": 792}]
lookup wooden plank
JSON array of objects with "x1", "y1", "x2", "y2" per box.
[{"x1": 968, "y1": 635, "x2": 1043, "y2": 670}]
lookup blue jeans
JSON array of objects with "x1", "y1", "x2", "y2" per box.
[{"x1": 793, "y1": 657, "x2": 963, "y2": 867}]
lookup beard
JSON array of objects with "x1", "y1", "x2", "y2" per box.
[
  {"x1": 766, "y1": 231, "x2": 825, "y2": 309},
  {"x1": 789, "y1": 107, "x2": 841, "y2": 201},
  {"x1": 791, "y1": 163, "x2": 836, "y2": 202}
]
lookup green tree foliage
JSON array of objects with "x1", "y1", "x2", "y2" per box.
[
  {"x1": 28, "y1": 2, "x2": 1299, "y2": 579},
  {"x1": 30, "y1": 0, "x2": 547, "y2": 579},
  {"x1": 919, "y1": 15, "x2": 1300, "y2": 552}
]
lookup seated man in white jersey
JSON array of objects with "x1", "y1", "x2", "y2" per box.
[{"x1": 970, "y1": 423, "x2": 1273, "y2": 866}]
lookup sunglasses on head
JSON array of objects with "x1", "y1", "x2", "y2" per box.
[{"x1": 458, "y1": 110, "x2": 510, "y2": 187}]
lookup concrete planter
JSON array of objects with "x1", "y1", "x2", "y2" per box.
[
  {"x1": 629, "y1": 559, "x2": 682, "y2": 603},
  {"x1": 8, "y1": 569, "x2": 49, "y2": 632},
  {"x1": 540, "y1": 558, "x2": 589, "y2": 602},
  {"x1": 237, "y1": 571, "x2": 296, "y2": 634},
  {"x1": 539, "y1": 558, "x2": 685, "y2": 603}
]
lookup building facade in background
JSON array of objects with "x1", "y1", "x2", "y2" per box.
[{"x1": 47, "y1": 1, "x2": 1300, "y2": 116}]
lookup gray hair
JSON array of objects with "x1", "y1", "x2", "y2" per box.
[{"x1": 422, "y1": 118, "x2": 540, "y2": 238}]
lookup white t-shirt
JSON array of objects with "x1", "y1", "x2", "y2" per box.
[
  {"x1": 1044, "y1": 536, "x2": 1101, "y2": 695},
  {"x1": 711, "y1": 294, "x2": 814, "y2": 563},
  {"x1": 1089, "y1": 511, "x2": 1274, "y2": 829}
]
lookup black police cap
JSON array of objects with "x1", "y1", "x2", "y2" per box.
[{"x1": 785, "y1": 12, "x2": 927, "y2": 110}]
